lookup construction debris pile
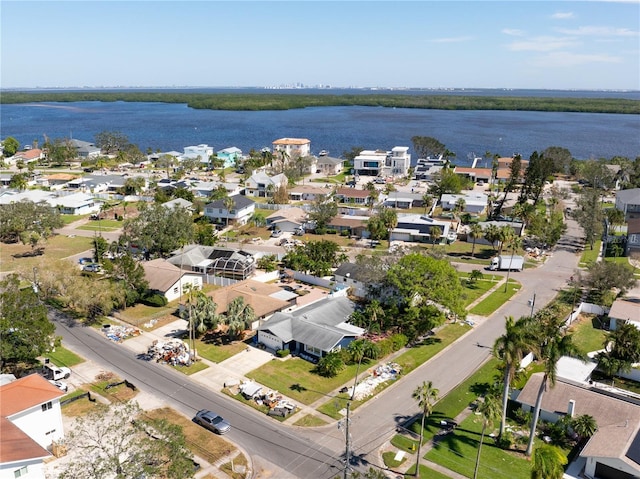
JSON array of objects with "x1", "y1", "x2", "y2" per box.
[
  {"x1": 236, "y1": 381, "x2": 297, "y2": 417},
  {"x1": 101, "y1": 324, "x2": 141, "y2": 342},
  {"x1": 348, "y1": 362, "x2": 401, "y2": 401},
  {"x1": 145, "y1": 339, "x2": 192, "y2": 366}
]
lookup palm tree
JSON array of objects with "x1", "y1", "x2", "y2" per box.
[
  {"x1": 225, "y1": 297, "x2": 255, "y2": 340},
  {"x1": 571, "y1": 414, "x2": 597, "y2": 446},
  {"x1": 223, "y1": 195, "x2": 235, "y2": 228},
  {"x1": 497, "y1": 225, "x2": 514, "y2": 254},
  {"x1": 473, "y1": 393, "x2": 501, "y2": 479},
  {"x1": 411, "y1": 381, "x2": 439, "y2": 478},
  {"x1": 530, "y1": 444, "x2": 567, "y2": 479},
  {"x1": 380, "y1": 207, "x2": 398, "y2": 248},
  {"x1": 430, "y1": 226, "x2": 442, "y2": 248},
  {"x1": 493, "y1": 316, "x2": 533, "y2": 438},
  {"x1": 365, "y1": 299, "x2": 385, "y2": 333},
  {"x1": 468, "y1": 223, "x2": 484, "y2": 258},
  {"x1": 484, "y1": 224, "x2": 501, "y2": 253},
  {"x1": 525, "y1": 311, "x2": 580, "y2": 456},
  {"x1": 421, "y1": 193, "x2": 433, "y2": 215}
]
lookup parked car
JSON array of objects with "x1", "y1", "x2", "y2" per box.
[
  {"x1": 374, "y1": 177, "x2": 386, "y2": 184},
  {"x1": 48, "y1": 380, "x2": 68, "y2": 392},
  {"x1": 83, "y1": 263, "x2": 102, "y2": 273},
  {"x1": 193, "y1": 409, "x2": 231, "y2": 434},
  {"x1": 271, "y1": 230, "x2": 283, "y2": 238}
]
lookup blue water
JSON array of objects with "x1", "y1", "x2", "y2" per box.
[{"x1": 1, "y1": 88, "x2": 639, "y2": 165}]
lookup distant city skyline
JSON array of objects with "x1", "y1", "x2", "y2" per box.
[{"x1": 2, "y1": 1, "x2": 639, "y2": 91}]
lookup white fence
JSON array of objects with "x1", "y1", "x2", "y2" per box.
[
  {"x1": 292, "y1": 271, "x2": 334, "y2": 289},
  {"x1": 564, "y1": 302, "x2": 610, "y2": 326}
]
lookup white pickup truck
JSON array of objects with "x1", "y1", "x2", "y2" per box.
[{"x1": 42, "y1": 363, "x2": 71, "y2": 381}]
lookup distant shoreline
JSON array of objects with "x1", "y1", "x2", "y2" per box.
[{"x1": 2, "y1": 91, "x2": 638, "y2": 115}]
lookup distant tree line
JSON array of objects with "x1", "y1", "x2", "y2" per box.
[{"x1": 2, "y1": 91, "x2": 638, "y2": 114}]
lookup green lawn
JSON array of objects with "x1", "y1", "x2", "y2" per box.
[
  {"x1": 566, "y1": 316, "x2": 608, "y2": 356},
  {"x1": 579, "y1": 240, "x2": 601, "y2": 266},
  {"x1": 460, "y1": 275, "x2": 500, "y2": 307},
  {"x1": 425, "y1": 413, "x2": 532, "y2": 479},
  {"x1": 76, "y1": 219, "x2": 123, "y2": 232},
  {"x1": 0, "y1": 235, "x2": 93, "y2": 272},
  {"x1": 246, "y1": 357, "x2": 365, "y2": 405},
  {"x1": 44, "y1": 346, "x2": 85, "y2": 368},
  {"x1": 394, "y1": 323, "x2": 472, "y2": 375},
  {"x1": 401, "y1": 464, "x2": 453, "y2": 479},
  {"x1": 469, "y1": 280, "x2": 521, "y2": 316},
  {"x1": 195, "y1": 338, "x2": 250, "y2": 363},
  {"x1": 172, "y1": 360, "x2": 209, "y2": 375}
]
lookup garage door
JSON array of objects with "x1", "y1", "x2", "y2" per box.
[{"x1": 258, "y1": 331, "x2": 282, "y2": 350}]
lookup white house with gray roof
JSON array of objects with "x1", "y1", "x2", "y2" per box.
[
  {"x1": 256, "y1": 293, "x2": 364, "y2": 358},
  {"x1": 244, "y1": 171, "x2": 288, "y2": 198},
  {"x1": 390, "y1": 214, "x2": 451, "y2": 244},
  {"x1": 616, "y1": 188, "x2": 640, "y2": 220}
]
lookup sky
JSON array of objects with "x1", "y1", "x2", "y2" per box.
[{"x1": 1, "y1": 1, "x2": 639, "y2": 90}]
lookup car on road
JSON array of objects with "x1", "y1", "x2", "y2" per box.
[{"x1": 193, "y1": 409, "x2": 231, "y2": 434}]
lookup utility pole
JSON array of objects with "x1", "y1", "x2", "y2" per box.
[
  {"x1": 343, "y1": 401, "x2": 351, "y2": 479},
  {"x1": 529, "y1": 292, "x2": 536, "y2": 317}
]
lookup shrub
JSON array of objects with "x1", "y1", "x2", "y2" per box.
[
  {"x1": 340, "y1": 230, "x2": 350, "y2": 236},
  {"x1": 315, "y1": 351, "x2": 345, "y2": 377},
  {"x1": 140, "y1": 294, "x2": 168, "y2": 307},
  {"x1": 496, "y1": 430, "x2": 514, "y2": 449},
  {"x1": 390, "y1": 333, "x2": 408, "y2": 351},
  {"x1": 276, "y1": 349, "x2": 290, "y2": 358},
  {"x1": 326, "y1": 229, "x2": 338, "y2": 235}
]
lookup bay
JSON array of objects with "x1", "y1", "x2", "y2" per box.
[{"x1": 2, "y1": 89, "x2": 639, "y2": 166}]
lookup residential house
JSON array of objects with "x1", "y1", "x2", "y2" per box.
[
  {"x1": 453, "y1": 166, "x2": 492, "y2": 184},
  {"x1": 43, "y1": 173, "x2": 77, "y2": 191},
  {"x1": 216, "y1": 147, "x2": 243, "y2": 169},
  {"x1": 334, "y1": 262, "x2": 371, "y2": 299},
  {"x1": 316, "y1": 155, "x2": 343, "y2": 176},
  {"x1": 69, "y1": 139, "x2": 101, "y2": 158},
  {"x1": 389, "y1": 146, "x2": 411, "y2": 176},
  {"x1": 626, "y1": 218, "x2": 640, "y2": 259},
  {"x1": 161, "y1": 198, "x2": 193, "y2": 211},
  {"x1": 266, "y1": 207, "x2": 307, "y2": 233},
  {"x1": 516, "y1": 373, "x2": 640, "y2": 479},
  {"x1": 607, "y1": 296, "x2": 640, "y2": 331},
  {"x1": 204, "y1": 195, "x2": 256, "y2": 226},
  {"x1": 327, "y1": 215, "x2": 369, "y2": 238},
  {"x1": 288, "y1": 185, "x2": 331, "y2": 202},
  {"x1": 272, "y1": 138, "x2": 311, "y2": 161},
  {"x1": 383, "y1": 192, "x2": 426, "y2": 210},
  {"x1": 141, "y1": 259, "x2": 203, "y2": 302},
  {"x1": 8, "y1": 149, "x2": 44, "y2": 165},
  {"x1": 470, "y1": 220, "x2": 524, "y2": 246},
  {"x1": 191, "y1": 181, "x2": 242, "y2": 198},
  {"x1": 256, "y1": 294, "x2": 365, "y2": 358},
  {"x1": 353, "y1": 149, "x2": 388, "y2": 177},
  {"x1": 0, "y1": 374, "x2": 66, "y2": 479},
  {"x1": 168, "y1": 245, "x2": 256, "y2": 281},
  {"x1": 181, "y1": 144, "x2": 213, "y2": 167},
  {"x1": 73, "y1": 174, "x2": 131, "y2": 194},
  {"x1": 414, "y1": 156, "x2": 446, "y2": 181},
  {"x1": 209, "y1": 280, "x2": 296, "y2": 328},
  {"x1": 495, "y1": 156, "x2": 529, "y2": 183},
  {"x1": 390, "y1": 214, "x2": 450, "y2": 243},
  {"x1": 335, "y1": 187, "x2": 372, "y2": 205},
  {"x1": 441, "y1": 193, "x2": 488, "y2": 214},
  {"x1": 244, "y1": 171, "x2": 288, "y2": 198},
  {"x1": 0, "y1": 190, "x2": 100, "y2": 216},
  {"x1": 616, "y1": 188, "x2": 640, "y2": 220}
]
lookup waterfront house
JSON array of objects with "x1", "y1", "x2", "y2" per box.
[
  {"x1": 204, "y1": 195, "x2": 255, "y2": 226},
  {"x1": 316, "y1": 155, "x2": 343, "y2": 176},
  {"x1": 272, "y1": 138, "x2": 311, "y2": 161},
  {"x1": 181, "y1": 144, "x2": 214, "y2": 167},
  {"x1": 217, "y1": 147, "x2": 243, "y2": 169},
  {"x1": 69, "y1": 139, "x2": 101, "y2": 158},
  {"x1": 353, "y1": 149, "x2": 388, "y2": 177},
  {"x1": 453, "y1": 166, "x2": 492, "y2": 184},
  {"x1": 8, "y1": 148, "x2": 44, "y2": 165}
]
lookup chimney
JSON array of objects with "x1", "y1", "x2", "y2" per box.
[{"x1": 568, "y1": 399, "x2": 576, "y2": 418}]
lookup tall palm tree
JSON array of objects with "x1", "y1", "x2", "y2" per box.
[
  {"x1": 493, "y1": 316, "x2": 533, "y2": 438},
  {"x1": 223, "y1": 195, "x2": 235, "y2": 228},
  {"x1": 225, "y1": 297, "x2": 255, "y2": 340},
  {"x1": 430, "y1": 226, "x2": 442, "y2": 248},
  {"x1": 484, "y1": 224, "x2": 501, "y2": 253},
  {"x1": 525, "y1": 311, "x2": 580, "y2": 456},
  {"x1": 468, "y1": 223, "x2": 484, "y2": 258},
  {"x1": 380, "y1": 207, "x2": 398, "y2": 248},
  {"x1": 497, "y1": 225, "x2": 514, "y2": 254},
  {"x1": 530, "y1": 444, "x2": 567, "y2": 479},
  {"x1": 365, "y1": 299, "x2": 385, "y2": 333},
  {"x1": 421, "y1": 193, "x2": 433, "y2": 215},
  {"x1": 473, "y1": 393, "x2": 501, "y2": 479},
  {"x1": 411, "y1": 381, "x2": 439, "y2": 478}
]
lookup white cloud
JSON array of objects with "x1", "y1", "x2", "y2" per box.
[
  {"x1": 507, "y1": 36, "x2": 580, "y2": 52},
  {"x1": 551, "y1": 12, "x2": 574, "y2": 19},
  {"x1": 531, "y1": 51, "x2": 622, "y2": 67},
  {"x1": 502, "y1": 28, "x2": 525, "y2": 36},
  {"x1": 430, "y1": 36, "x2": 473, "y2": 43},
  {"x1": 556, "y1": 26, "x2": 639, "y2": 37}
]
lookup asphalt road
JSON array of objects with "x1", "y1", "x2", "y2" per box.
[{"x1": 52, "y1": 187, "x2": 584, "y2": 478}]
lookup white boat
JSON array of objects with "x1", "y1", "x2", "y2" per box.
[{"x1": 318, "y1": 150, "x2": 328, "y2": 156}]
